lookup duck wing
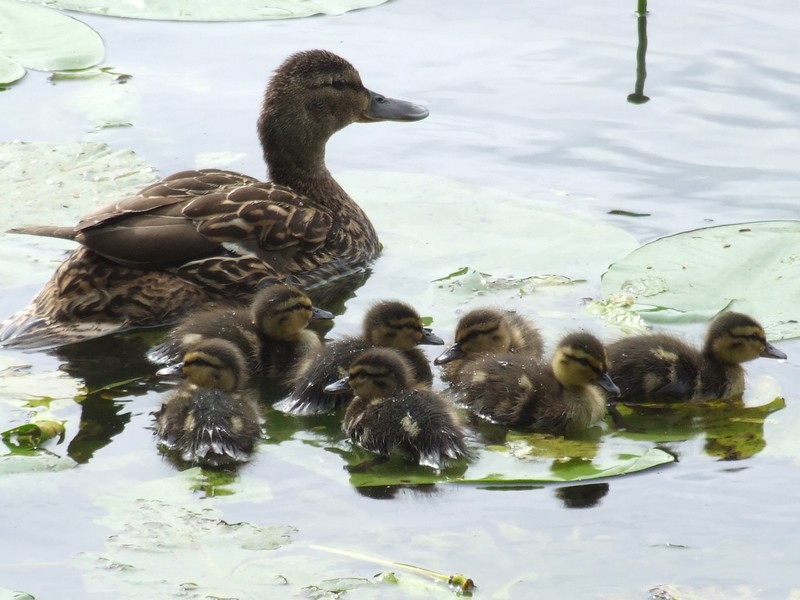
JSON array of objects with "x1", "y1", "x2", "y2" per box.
[{"x1": 10, "y1": 169, "x2": 333, "y2": 273}]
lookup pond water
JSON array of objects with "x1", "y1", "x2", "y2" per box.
[{"x1": 2, "y1": 0, "x2": 799, "y2": 598}]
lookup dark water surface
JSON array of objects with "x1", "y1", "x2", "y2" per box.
[{"x1": 2, "y1": 0, "x2": 799, "y2": 598}]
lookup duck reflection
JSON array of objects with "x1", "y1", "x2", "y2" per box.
[
  {"x1": 554, "y1": 483, "x2": 610, "y2": 508},
  {"x1": 609, "y1": 397, "x2": 784, "y2": 461}
]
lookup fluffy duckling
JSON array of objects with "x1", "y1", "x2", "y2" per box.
[
  {"x1": 607, "y1": 311, "x2": 787, "y2": 403},
  {"x1": 148, "y1": 284, "x2": 333, "y2": 378},
  {"x1": 285, "y1": 301, "x2": 443, "y2": 413},
  {"x1": 154, "y1": 338, "x2": 262, "y2": 467},
  {"x1": 434, "y1": 307, "x2": 544, "y2": 385},
  {"x1": 1, "y1": 49, "x2": 428, "y2": 349},
  {"x1": 324, "y1": 347, "x2": 470, "y2": 470},
  {"x1": 459, "y1": 332, "x2": 619, "y2": 434}
]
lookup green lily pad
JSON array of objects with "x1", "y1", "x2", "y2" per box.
[
  {"x1": 0, "y1": 590, "x2": 36, "y2": 600},
  {"x1": 2, "y1": 418, "x2": 66, "y2": 448},
  {"x1": 19, "y1": 0, "x2": 388, "y2": 21},
  {"x1": 600, "y1": 221, "x2": 800, "y2": 339},
  {"x1": 0, "y1": 0, "x2": 104, "y2": 71},
  {"x1": 0, "y1": 54, "x2": 25, "y2": 86}
]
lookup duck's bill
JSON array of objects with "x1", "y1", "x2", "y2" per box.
[
  {"x1": 421, "y1": 327, "x2": 445, "y2": 346},
  {"x1": 323, "y1": 377, "x2": 351, "y2": 394},
  {"x1": 762, "y1": 343, "x2": 787, "y2": 360},
  {"x1": 311, "y1": 306, "x2": 335, "y2": 320},
  {"x1": 361, "y1": 91, "x2": 429, "y2": 122},
  {"x1": 433, "y1": 343, "x2": 464, "y2": 366},
  {"x1": 596, "y1": 372, "x2": 621, "y2": 396},
  {"x1": 156, "y1": 363, "x2": 185, "y2": 378}
]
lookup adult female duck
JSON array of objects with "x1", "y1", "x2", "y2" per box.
[{"x1": 2, "y1": 50, "x2": 428, "y2": 349}]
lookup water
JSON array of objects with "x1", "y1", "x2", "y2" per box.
[{"x1": 2, "y1": 0, "x2": 799, "y2": 598}]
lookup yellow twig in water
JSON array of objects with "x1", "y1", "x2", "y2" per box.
[{"x1": 309, "y1": 544, "x2": 475, "y2": 592}]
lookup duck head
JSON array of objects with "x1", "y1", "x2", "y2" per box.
[
  {"x1": 552, "y1": 332, "x2": 619, "y2": 395},
  {"x1": 705, "y1": 311, "x2": 787, "y2": 364},
  {"x1": 182, "y1": 338, "x2": 249, "y2": 391},
  {"x1": 324, "y1": 347, "x2": 414, "y2": 400},
  {"x1": 258, "y1": 50, "x2": 428, "y2": 179},
  {"x1": 363, "y1": 301, "x2": 443, "y2": 351},
  {"x1": 252, "y1": 283, "x2": 333, "y2": 342}
]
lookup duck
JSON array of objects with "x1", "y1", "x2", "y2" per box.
[
  {"x1": 147, "y1": 283, "x2": 333, "y2": 378},
  {"x1": 433, "y1": 307, "x2": 544, "y2": 385},
  {"x1": 154, "y1": 338, "x2": 262, "y2": 467},
  {"x1": 0, "y1": 49, "x2": 429, "y2": 349},
  {"x1": 457, "y1": 332, "x2": 619, "y2": 434},
  {"x1": 324, "y1": 347, "x2": 470, "y2": 470},
  {"x1": 606, "y1": 311, "x2": 787, "y2": 403},
  {"x1": 284, "y1": 300, "x2": 444, "y2": 413}
]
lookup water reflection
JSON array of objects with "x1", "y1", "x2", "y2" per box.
[
  {"x1": 554, "y1": 483, "x2": 610, "y2": 508},
  {"x1": 610, "y1": 397, "x2": 785, "y2": 460},
  {"x1": 627, "y1": 0, "x2": 651, "y2": 105}
]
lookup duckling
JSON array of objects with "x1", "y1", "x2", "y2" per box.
[
  {"x1": 154, "y1": 338, "x2": 262, "y2": 467},
  {"x1": 324, "y1": 347, "x2": 470, "y2": 470},
  {"x1": 434, "y1": 307, "x2": 544, "y2": 385},
  {"x1": 1, "y1": 49, "x2": 428, "y2": 349},
  {"x1": 148, "y1": 283, "x2": 333, "y2": 378},
  {"x1": 285, "y1": 301, "x2": 444, "y2": 413},
  {"x1": 607, "y1": 311, "x2": 787, "y2": 403},
  {"x1": 459, "y1": 332, "x2": 619, "y2": 434}
]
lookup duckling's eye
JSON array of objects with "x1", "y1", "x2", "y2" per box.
[{"x1": 331, "y1": 80, "x2": 350, "y2": 90}]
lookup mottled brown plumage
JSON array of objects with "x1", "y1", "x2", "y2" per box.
[
  {"x1": 325, "y1": 347, "x2": 470, "y2": 470},
  {"x1": 285, "y1": 301, "x2": 443, "y2": 413},
  {"x1": 1, "y1": 50, "x2": 428, "y2": 349},
  {"x1": 434, "y1": 307, "x2": 544, "y2": 385},
  {"x1": 458, "y1": 332, "x2": 618, "y2": 434},
  {"x1": 607, "y1": 311, "x2": 786, "y2": 403},
  {"x1": 154, "y1": 338, "x2": 262, "y2": 467}
]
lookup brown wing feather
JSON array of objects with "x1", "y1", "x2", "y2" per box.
[{"x1": 183, "y1": 184, "x2": 333, "y2": 254}]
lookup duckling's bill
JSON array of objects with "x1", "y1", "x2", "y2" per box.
[
  {"x1": 762, "y1": 342, "x2": 787, "y2": 360},
  {"x1": 421, "y1": 327, "x2": 445, "y2": 345},
  {"x1": 324, "y1": 377, "x2": 351, "y2": 393},
  {"x1": 311, "y1": 306, "x2": 335, "y2": 320},
  {"x1": 596, "y1": 372, "x2": 621, "y2": 396},
  {"x1": 434, "y1": 343, "x2": 463, "y2": 365}
]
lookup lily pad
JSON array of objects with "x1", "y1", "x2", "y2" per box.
[
  {"x1": 19, "y1": 0, "x2": 388, "y2": 21},
  {"x1": 600, "y1": 221, "x2": 800, "y2": 339},
  {"x1": 0, "y1": 0, "x2": 104, "y2": 71},
  {"x1": 0, "y1": 54, "x2": 25, "y2": 86},
  {"x1": 0, "y1": 141, "x2": 157, "y2": 286}
]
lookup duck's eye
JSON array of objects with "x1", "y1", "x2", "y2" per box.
[{"x1": 331, "y1": 80, "x2": 349, "y2": 90}]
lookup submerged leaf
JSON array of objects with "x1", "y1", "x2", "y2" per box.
[
  {"x1": 600, "y1": 220, "x2": 800, "y2": 339},
  {"x1": 19, "y1": 0, "x2": 388, "y2": 21}
]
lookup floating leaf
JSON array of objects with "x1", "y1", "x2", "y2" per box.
[
  {"x1": 2, "y1": 418, "x2": 65, "y2": 448},
  {"x1": 0, "y1": 449, "x2": 76, "y2": 473},
  {"x1": 0, "y1": 589, "x2": 36, "y2": 600},
  {"x1": 19, "y1": 0, "x2": 388, "y2": 21},
  {"x1": 0, "y1": 54, "x2": 25, "y2": 86},
  {"x1": 0, "y1": 0, "x2": 104, "y2": 71},
  {"x1": 600, "y1": 221, "x2": 800, "y2": 339}
]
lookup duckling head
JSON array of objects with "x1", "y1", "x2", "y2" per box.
[
  {"x1": 258, "y1": 50, "x2": 428, "y2": 174},
  {"x1": 704, "y1": 311, "x2": 787, "y2": 364},
  {"x1": 252, "y1": 284, "x2": 333, "y2": 342},
  {"x1": 434, "y1": 308, "x2": 514, "y2": 365},
  {"x1": 552, "y1": 332, "x2": 620, "y2": 395},
  {"x1": 324, "y1": 347, "x2": 414, "y2": 401},
  {"x1": 182, "y1": 338, "x2": 249, "y2": 392},
  {"x1": 362, "y1": 301, "x2": 443, "y2": 351}
]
